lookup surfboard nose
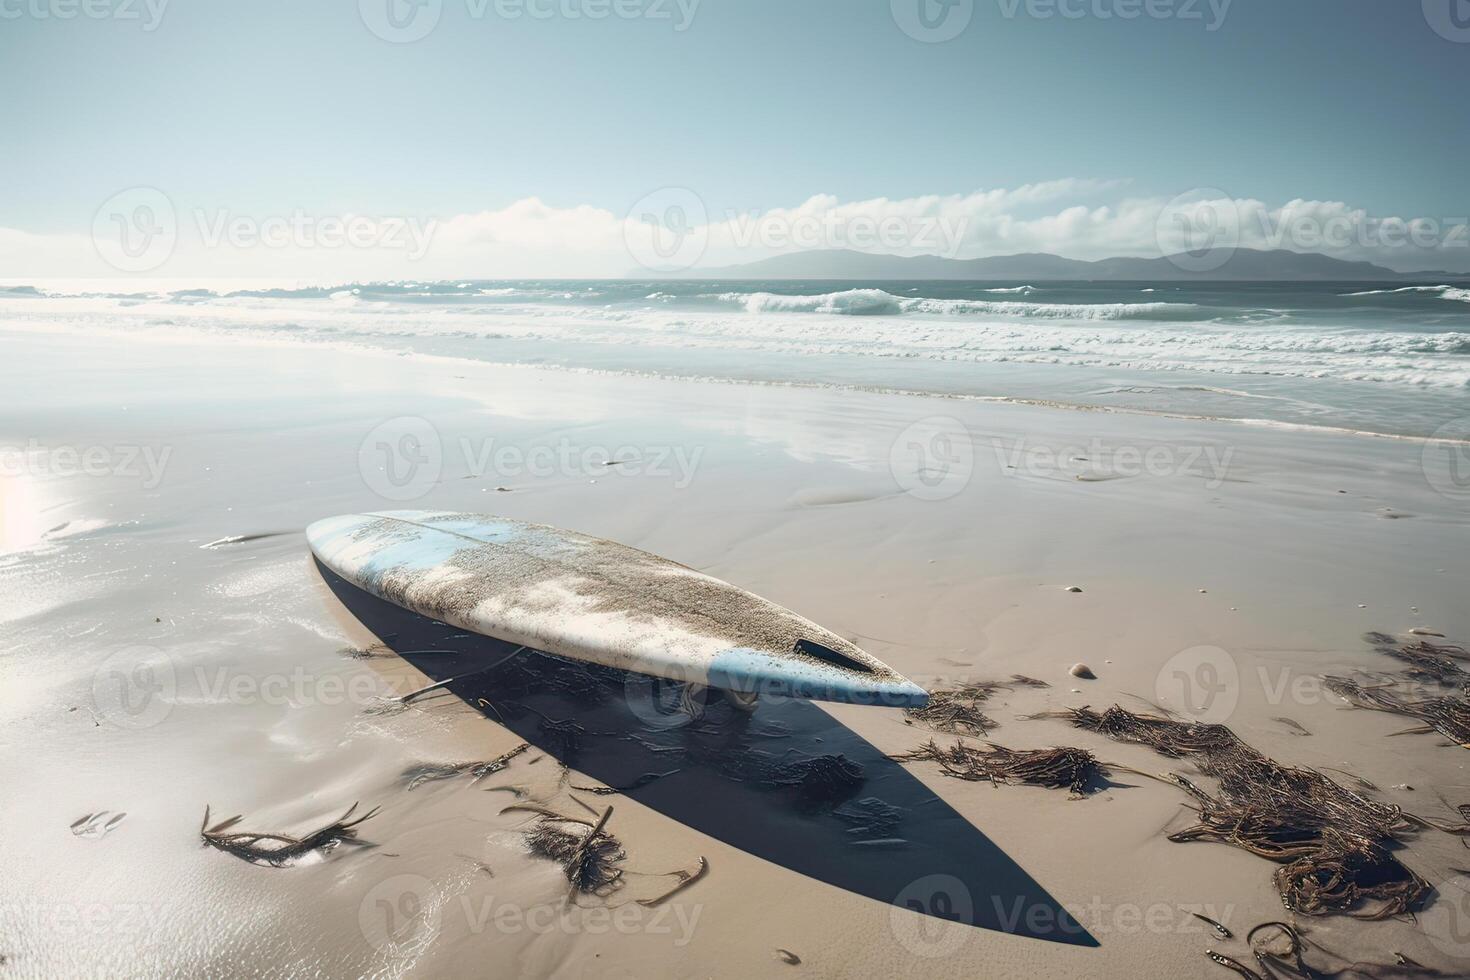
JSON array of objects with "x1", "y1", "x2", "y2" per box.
[{"x1": 708, "y1": 647, "x2": 929, "y2": 708}]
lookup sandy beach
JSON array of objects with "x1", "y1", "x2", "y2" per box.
[{"x1": 4, "y1": 325, "x2": 1469, "y2": 977}]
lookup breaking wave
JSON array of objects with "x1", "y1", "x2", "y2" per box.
[
  {"x1": 1344, "y1": 284, "x2": 1470, "y2": 303},
  {"x1": 712, "y1": 288, "x2": 1199, "y2": 320}
]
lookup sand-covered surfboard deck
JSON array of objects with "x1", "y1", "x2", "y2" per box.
[{"x1": 307, "y1": 511, "x2": 927, "y2": 706}]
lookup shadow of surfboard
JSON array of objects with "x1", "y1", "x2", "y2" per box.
[{"x1": 316, "y1": 559, "x2": 1098, "y2": 948}]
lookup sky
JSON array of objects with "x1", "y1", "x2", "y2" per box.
[{"x1": 2, "y1": 0, "x2": 1468, "y2": 278}]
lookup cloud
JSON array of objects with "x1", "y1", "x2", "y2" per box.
[{"x1": 2, "y1": 181, "x2": 1465, "y2": 281}]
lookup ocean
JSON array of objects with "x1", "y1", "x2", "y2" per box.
[{"x1": 4, "y1": 278, "x2": 1469, "y2": 438}]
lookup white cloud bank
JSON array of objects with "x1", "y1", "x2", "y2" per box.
[{"x1": 3, "y1": 180, "x2": 1466, "y2": 282}]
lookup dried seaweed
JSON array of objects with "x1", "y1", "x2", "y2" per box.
[
  {"x1": 400, "y1": 743, "x2": 530, "y2": 790},
  {"x1": 904, "y1": 681, "x2": 1004, "y2": 736},
  {"x1": 893, "y1": 739, "x2": 1108, "y2": 796},
  {"x1": 200, "y1": 803, "x2": 378, "y2": 866},
  {"x1": 774, "y1": 753, "x2": 865, "y2": 801},
  {"x1": 1045, "y1": 705, "x2": 1429, "y2": 919},
  {"x1": 1381, "y1": 640, "x2": 1470, "y2": 689},
  {"x1": 1057, "y1": 703, "x2": 1246, "y2": 758},
  {"x1": 510, "y1": 801, "x2": 708, "y2": 906},
  {"x1": 636, "y1": 856, "x2": 709, "y2": 907},
  {"x1": 1220, "y1": 920, "x2": 1450, "y2": 979},
  {"x1": 1325, "y1": 677, "x2": 1470, "y2": 748},
  {"x1": 522, "y1": 805, "x2": 625, "y2": 895}
]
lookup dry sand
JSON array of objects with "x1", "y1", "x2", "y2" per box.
[{"x1": 3, "y1": 327, "x2": 1469, "y2": 978}]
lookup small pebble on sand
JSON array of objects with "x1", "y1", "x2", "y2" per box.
[
  {"x1": 1358, "y1": 603, "x2": 1367, "y2": 609},
  {"x1": 1070, "y1": 687, "x2": 1082, "y2": 693},
  {"x1": 1065, "y1": 585, "x2": 1083, "y2": 593},
  {"x1": 1393, "y1": 784, "x2": 1414, "y2": 792},
  {"x1": 1069, "y1": 663, "x2": 1096, "y2": 679},
  {"x1": 1198, "y1": 588, "x2": 1207, "y2": 594}
]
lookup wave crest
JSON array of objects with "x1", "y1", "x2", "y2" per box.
[{"x1": 713, "y1": 288, "x2": 1198, "y2": 320}]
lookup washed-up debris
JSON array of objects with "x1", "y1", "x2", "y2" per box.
[
  {"x1": 1202, "y1": 920, "x2": 1448, "y2": 979},
  {"x1": 524, "y1": 805, "x2": 624, "y2": 897},
  {"x1": 893, "y1": 739, "x2": 1107, "y2": 797},
  {"x1": 401, "y1": 743, "x2": 530, "y2": 790},
  {"x1": 1044, "y1": 705, "x2": 1429, "y2": 918},
  {"x1": 1324, "y1": 633, "x2": 1470, "y2": 748},
  {"x1": 903, "y1": 680, "x2": 1012, "y2": 736},
  {"x1": 1272, "y1": 716, "x2": 1311, "y2": 737},
  {"x1": 1325, "y1": 677, "x2": 1470, "y2": 747},
  {"x1": 199, "y1": 532, "x2": 288, "y2": 549},
  {"x1": 200, "y1": 803, "x2": 378, "y2": 866},
  {"x1": 512, "y1": 802, "x2": 707, "y2": 906},
  {"x1": 1191, "y1": 911, "x2": 1232, "y2": 939},
  {"x1": 70, "y1": 811, "x2": 125, "y2": 839},
  {"x1": 770, "y1": 754, "x2": 865, "y2": 803},
  {"x1": 1379, "y1": 638, "x2": 1470, "y2": 688},
  {"x1": 775, "y1": 948, "x2": 801, "y2": 965}
]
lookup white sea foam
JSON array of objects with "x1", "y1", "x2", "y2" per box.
[
  {"x1": 1344, "y1": 284, "x2": 1470, "y2": 303},
  {"x1": 712, "y1": 288, "x2": 1196, "y2": 320},
  {"x1": 3, "y1": 281, "x2": 1468, "y2": 399}
]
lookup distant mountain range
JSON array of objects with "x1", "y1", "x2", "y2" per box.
[{"x1": 671, "y1": 248, "x2": 1464, "y2": 281}]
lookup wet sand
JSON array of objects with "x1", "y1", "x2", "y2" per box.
[{"x1": 3, "y1": 327, "x2": 1470, "y2": 977}]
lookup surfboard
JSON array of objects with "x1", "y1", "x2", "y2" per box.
[{"x1": 307, "y1": 511, "x2": 928, "y2": 707}]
